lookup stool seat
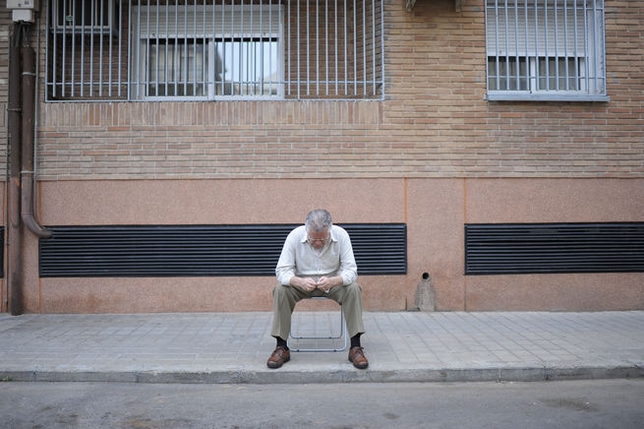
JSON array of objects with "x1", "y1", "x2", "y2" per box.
[{"x1": 289, "y1": 296, "x2": 348, "y2": 352}]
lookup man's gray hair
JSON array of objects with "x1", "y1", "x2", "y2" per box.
[{"x1": 305, "y1": 209, "x2": 333, "y2": 232}]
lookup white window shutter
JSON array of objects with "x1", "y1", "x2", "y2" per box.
[
  {"x1": 136, "y1": 4, "x2": 281, "y2": 38},
  {"x1": 487, "y1": 3, "x2": 587, "y2": 57}
]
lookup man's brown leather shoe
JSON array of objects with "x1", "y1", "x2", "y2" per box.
[
  {"x1": 266, "y1": 346, "x2": 290, "y2": 369},
  {"x1": 348, "y1": 346, "x2": 369, "y2": 369}
]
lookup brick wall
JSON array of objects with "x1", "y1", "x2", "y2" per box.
[
  {"x1": 0, "y1": 9, "x2": 11, "y2": 172},
  {"x1": 2, "y1": 1, "x2": 643, "y2": 314},
  {"x1": 30, "y1": 1, "x2": 643, "y2": 181}
]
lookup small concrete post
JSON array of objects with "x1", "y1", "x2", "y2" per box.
[{"x1": 414, "y1": 272, "x2": 436, "y2": 311}]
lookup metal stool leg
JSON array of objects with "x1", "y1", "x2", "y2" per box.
[{"x1": 289, "y1": 297, "x2": 348, "y2": 352}]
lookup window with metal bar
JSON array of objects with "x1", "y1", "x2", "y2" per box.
[
  {"x1": 47, "y1": 0, "x2": 127, "y2": 100},
  {"x1": 45, "y1": 0, "x2": 384, "y2": 102},
  {"x1": 485, "y1": 0, "x2": 608, "y2": 102},
  {"x1": 146, "y1": 39, "x2": 207, "y2": 97}
]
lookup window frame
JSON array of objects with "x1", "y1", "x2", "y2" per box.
[
  {"x1": 130, "y1": 3, "x2": 284, "y2": 101},
  {"x1": 485, "y1": 0, "x2": 609, "y2": 102}
]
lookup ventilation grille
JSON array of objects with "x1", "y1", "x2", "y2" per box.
[
  {"x1": 39, "y1": 224, "x2": 406, "y2": 277},
  {"x1": 465, "y1": 223, "x2": 644, "y2": 275}
]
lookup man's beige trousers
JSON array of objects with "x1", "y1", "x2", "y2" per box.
[{"x1": 270, "y1": 282, "x2": 366, "y2": 341}]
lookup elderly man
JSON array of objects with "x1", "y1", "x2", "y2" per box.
[{"x1": 267, "y1": 209, "x2": 368, "y2": 370}]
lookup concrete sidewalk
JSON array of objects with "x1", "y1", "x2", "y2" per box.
[{"x1": 0, "y1": 311, "x2": 642, "y2": 384}]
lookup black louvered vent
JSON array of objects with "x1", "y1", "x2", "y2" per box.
[
  {"x1": 39, "y1": 224, "x2": 406, "y2": 277},
  {"x1": 465, "y1": 222, "x2": 644, "y2": 275}
]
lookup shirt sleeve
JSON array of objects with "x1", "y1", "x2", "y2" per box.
[
  {"x1": 275, "y1": 228, "x2": 300, "y2": 286},
  {"x1": 336, "y1": 227, "x2": 358, "y2": 285}
]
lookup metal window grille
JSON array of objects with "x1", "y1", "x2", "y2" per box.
[
  {"x1": 47, "y1": 0, "x2": 127, "y2": 99},
  {"x1": 485, "y1": 0, "x2": 607, "y2": 101},
  {"x1": 46, "y1": 0, "x2": 384, "y2": 101}
]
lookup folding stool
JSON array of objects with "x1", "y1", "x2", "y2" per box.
[{"x1": 289, "y1": 296, "x2": 348, "y2": 352}]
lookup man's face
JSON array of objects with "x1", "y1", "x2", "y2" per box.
[{"x1": 307, "y1": 228, "x2": 330, "y2": 250}]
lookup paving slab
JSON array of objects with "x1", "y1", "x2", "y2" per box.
[{"x1": 0, "y1": 311, "x2": 642, "y2": 384}]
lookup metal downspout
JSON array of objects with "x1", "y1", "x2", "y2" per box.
[
  {"x1": 6, "y1": 23, "x2": 51, "y2": 315},
  {"x1": 20, "y1": 45, "x2": 51, "y2": 239},
  {"x1": 7, "y1": 35, "x2": 23, "y2": 315}
]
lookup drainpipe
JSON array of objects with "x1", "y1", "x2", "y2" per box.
[
  {"x1": 20, "y1": 45, "x2": 51, "y2": 239},
  {"x1": 7, "y1": 37, "x2": 23, "y2": 315},
  {"x1": 6, "y1": 24, "x2": 51, "y2": 315}
]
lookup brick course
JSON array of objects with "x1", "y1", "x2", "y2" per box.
[{"x1": 11, "y1": 1, "x2": 636, "y2": 181}]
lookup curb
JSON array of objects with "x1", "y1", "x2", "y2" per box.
[{"x1": 2, "y1": 365, "x2": 642, "y2": 384}]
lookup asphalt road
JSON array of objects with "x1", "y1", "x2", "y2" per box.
[{"x1": 1, "y1": 379, "x2": 642, "y2": 428}]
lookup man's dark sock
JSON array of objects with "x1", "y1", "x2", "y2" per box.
[
  {"x1": 276, "y1": 337, "x2": 289, "y2": 350},
  {"x1": 350, "y1": 333, "x2": 362, "y2": 349}
]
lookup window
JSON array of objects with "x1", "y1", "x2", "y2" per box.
[
  {"x1": 131, "y1": 3, "x2": 282, "y2": 100},
  {"x1": 485, "y1": 0, "x2": 608, "y2": 101},
  {"x1": 146, "y1": 40, "x2": 207, "y2": 97},
  {"x1": 47, "y1": 0, "x2": 126, "y2": 99},
  {"x1": 46, "y1": 0, "x2": 384, "y2": 102}
]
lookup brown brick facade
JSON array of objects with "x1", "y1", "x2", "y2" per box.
[
  {"x1": 0, "y1": 1, "x2": 642, "y2": 313},
  {"x1": 29, "y1": 1, "x2": 643, "y2": 180}
]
